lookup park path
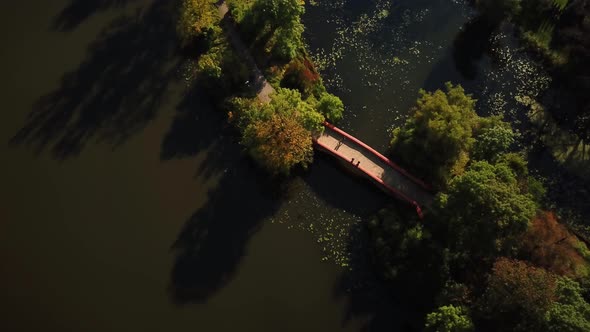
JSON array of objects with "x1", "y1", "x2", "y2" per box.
[{"x1": 216, "y1": 1, "x2": 274, "y2": 102}]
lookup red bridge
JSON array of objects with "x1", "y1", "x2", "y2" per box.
[{"x1": 314, "y1": 122, "x2": 434, "y2": 218}]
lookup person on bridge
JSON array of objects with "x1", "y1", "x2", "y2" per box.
[
  {"x1": 351, "y1": 158, "x2": 355, "y2": 163},
  {"x1": 356, "y1": 161, "x2": 360, "y2": 167}
]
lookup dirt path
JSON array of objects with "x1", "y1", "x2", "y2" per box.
[{"x1": 215, "y1": 1, "x2": 275, "y2": 102}]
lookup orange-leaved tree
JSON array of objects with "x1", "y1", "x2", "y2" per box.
[{"x1": 520, "y1": 211, "x2": 590, "y2": 279}]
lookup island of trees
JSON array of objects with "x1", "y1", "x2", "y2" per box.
[
  {"x1": 178, "y1": 0, "x2": 343, "y2": 175},
  {"x1": 177, "y1": 0, "x2": 590, "y2": 331}
]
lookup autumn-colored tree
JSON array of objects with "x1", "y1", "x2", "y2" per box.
[
  {"x1": 520, "y1": 211, "x2": 590, "y2": 279},
  {"x1": 479, "y1": 258, "x2": 558, "y2": 331},
  {"x1": 281, "y1": 58, "x2": 322, "y2": 97},
  {"x1": 242, "y1": 112, "x2": 313, "y2": 175},
  {"x1": 238, "y1": 88, "x2": 324, "y2": 174}
]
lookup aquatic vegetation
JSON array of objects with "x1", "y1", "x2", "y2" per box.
[{"x1": 270, "y1": 184, "x2": 361, "y2": 268}]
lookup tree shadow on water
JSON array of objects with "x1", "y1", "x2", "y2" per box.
[
  {"x1": 330, "y1": 221, "x2": 408, "y2": 332},
  {"x1": 303, "y1": 153, "x2": 388, "y2": 216},
  {"x1": 10, "y1": 1, "x2": 182, "y2": 159},
  {"x1": 303, "y1": 155, "x2": 409, "y2": 330},
  {"x1": 169, "y1": 160, "x2": 284, "y2": 304},
  {"x1": 159, "y1": 84, "x2": 239, "y2": 180},
  {"x1": 52, "y1": 0, "x2": 134, "y2": 32},
  {"x1": 453, "y1": 14, "x2": 500, "y2": 80}
]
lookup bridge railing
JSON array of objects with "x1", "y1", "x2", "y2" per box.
[
  {"x1": 314, "y1": 137, "x2": 424, "y2": 219},
  {"x1": 322, "y1": 122, "x2": 433, "y2": 192}
]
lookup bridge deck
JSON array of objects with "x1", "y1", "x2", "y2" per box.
[{"x1": 315, "y1": 123, "x2": 433, "y2": 213}]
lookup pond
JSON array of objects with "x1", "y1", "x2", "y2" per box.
[{"x1": 1, "y1": 1, "x2": 583, "y2": 331}]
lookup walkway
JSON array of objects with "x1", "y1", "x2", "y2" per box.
[
  {"x1": 315, "y1": 122, "x2": 434, "y2": 217},
  {"x1": 216, "y1": 1, "x2": 275, "y2": 102}
]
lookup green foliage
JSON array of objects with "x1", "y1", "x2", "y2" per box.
[
  {"x1": 272, "y1": 21, "x2": 304, "y2": 60},
  {"x1": 251, "y1": 0, "x2": 306, "y2": 60},
  {"x1": 545, "y1": 277, "x2": 590, "y2": 331},
  {"x1": 264, "y1": 88, "x2": 325, "y2": 132},
  {"x1": 252, "y1": 0, "x2": 305, "y2": 30},
  {"x1": 177, "y1": 0, "x2": 219, "y2": 46},
  {"x1": 231, "y1": 88, "x2": 325, "y2": 174},
  {"x1": 368, "y1": 207, "x2": 446, "y2": 307},
  {"x1": 317, "y1": 93, "x2": 344, "y2": 122},
  {"x1": 425, "y1": 305, "x2": 474, "y2": 332},
  {"x1": 197, "y1": 52, "x2": 223, "y2": 80},
  {"x1": 473, "y1": 116, "x2": 516, "y2": 161},
  {"x1": 227, "y1": 0, "x2": 255, "y2": 24},
  {"x1": 437, "y1": 161, "x2": 537, "y2": 259},
  {"x1": 391, "y1": 82, "x2": 478, "y2": 186}
]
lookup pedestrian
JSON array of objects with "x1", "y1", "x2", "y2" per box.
[
  {"x1": 351, "y1": 158, "x2": 355, "y2": 163},
  {"x1": 356, "y1": 161, "x2": 360, "y2": 167}
]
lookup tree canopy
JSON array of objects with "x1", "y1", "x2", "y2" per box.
[
  {"x1": 242, "y1": 112, "x2": 313, "y2": 175},
  {"x1": 436, "y1": 161, "x2": 537, "y2": 260},
  {"x1": 251, "y1": 0, "x2": 306, "y2": 60},
  {"x1": 391, "y1": 82, "x2": 478, "y2": 185},
  {"x1": 545, "y1": 277, "x2": 590, "y2": 332},
  {"x1": 177, "y1": 0, "x2": 219, "y2": 45},
  {"x1": 472, "y1": 116, "x2": 516, "y2": 162},
  {"x1": 425, "y1": 305, "x2": 474, "y2": 332},
  {"x1": 520, "y1": 211, "x2": 590, "y2": 280},
  {"x1": 317, "y1": 93, "x2": 344, "y2": 122},
  {"x1": 235, "y1": 88, "x2": 325, "y2": 175},
  {"x1": 478, "y1": 258, "x2": 590, "y2": 331},
  {"x1": 479, "y1": 258, "x2": 558, "y2": 331}
]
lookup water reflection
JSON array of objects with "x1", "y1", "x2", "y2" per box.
[
  {"x1": 11, "y1": 1, "x2": 181, "y2": 159},
  {"x1": 52, "y1": 0, "x2": 134, "y2": 31},
  {"x1": 169, "y1": 159, "x2": 283, "y2": 304}
]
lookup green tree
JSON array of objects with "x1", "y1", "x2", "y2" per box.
[
  {"x1": 437, "y1": 161, "x2": 537, "y2": 259},
  {"x1": 473, "y1": 116, "x2": 516, "y2": 161},
  {"x1": 317, "y1": 93, "x2": 344, "y2": 122},
  {"x1": 265, "y1": 88, "x2": 325, "y2": 132},
  {"x1": 252, "y1": 0, "x2": 305, "y2": 60},
  {"x1": 272, "y1": 21, "x2": 304, "y2": 60},
  {"x1": 253, "y1": 0, "x2": 304, "y2": 30},
  {"x1": 425, "y1": 305, "x2": 474, "y2": 332},
  {"x1": 391, "y1": 83, "x2": 478, "y2": 186},
  {"x1": 545, "y1": 277, "x2": 590, "y2": 331},
  {"x1": 177, "y1": 0, "x2": 219, "y2": 45}
]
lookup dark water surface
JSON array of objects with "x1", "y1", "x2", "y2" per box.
[
  {"x1": 0, "y1": 1, "x2": 374, "y2": 331},
  {"x1": 0, "y1": 0, "x2": 571, "y2": 331}
]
